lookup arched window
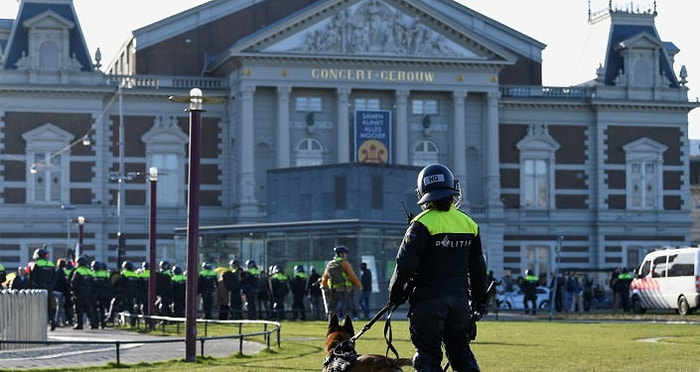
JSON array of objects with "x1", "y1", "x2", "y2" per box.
[
  {"x1": 295, "y1": 138, "x2": 323, "y2": 166},
  {"x1": 411, "y1": 140, "x2": 439, "y2": 166}
]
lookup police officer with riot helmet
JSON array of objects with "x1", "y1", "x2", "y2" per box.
[
  {"x1": 389, "y1": 163, "x2": 488, "y2": 372},
  {"x1": 70, "y1": 256, "x2": 94, "y2": 329},
  {"x1": 28, "y1": 246, "x2": 57, "y2": 331},
  {"x1": 242, "y1": 260, "x2": 261, "y2": 319},
  {"x1": 198, "y1": 262, "x2": 218, "y2": 319}
]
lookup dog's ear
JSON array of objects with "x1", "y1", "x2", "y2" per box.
[
  {"x1": 342, "y1": 314, "x2": 355, "y2": 335},
  {"x1": 328, "y1": 313, "x2": 339, "y2": 330}
]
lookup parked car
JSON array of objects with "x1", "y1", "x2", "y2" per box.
[{"x1": 497, "y1": 286, "x2": 551, "y2": 310}]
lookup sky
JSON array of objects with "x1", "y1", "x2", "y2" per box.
[{"x1": 2, "y1": 0, "x2": 698, "y2": 137}]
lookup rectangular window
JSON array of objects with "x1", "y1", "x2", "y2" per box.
[
  {"x1": 651, "y1": 255, "x2": 667, "y2": 278},
  {"x1": 295, "y1": 97, "x2": 322, "y2": 112},
  {"x1": 523, "y1": 159, "x2": 548, "y2": 208},
  {"x1": 371, "y1": 176, "x2": 383, "y2": 209},
  {"x1": 152, "y1": 153, "x2": 179, "y2": 205},
  {"x1": 667, "y1": 253, "x2": 694, "y2": 277},
  {"x1": 630, "y1": 161, "x2": 656, "y2": 208},
  {"x1": 335, "y1": 176, "x2": 346, "y2": 210},
  {"x1": 524, "y1": 245, "x2": 550, "y2": 278},
  {"x1": 354, "y1": 98, "x2": 381, "y2": 111},
  {"x1": 411, "y1": 99, "x2": 438, "y2": 115},
  {"x1": 32, "y1": 152, "x2": 62, "y2": 203}
]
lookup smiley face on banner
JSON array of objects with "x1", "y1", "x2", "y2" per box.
[{"x1": 358, "y1": 139, "x2": 388, "y2": 163}]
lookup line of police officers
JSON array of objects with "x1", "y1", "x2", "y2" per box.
[{"x1": 1, "y1": 249, "x2": 331, "y2": 330}]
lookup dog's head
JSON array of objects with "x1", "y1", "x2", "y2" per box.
[{"x1": 325, "y1": 314, "x2": 355, "y2": 352}]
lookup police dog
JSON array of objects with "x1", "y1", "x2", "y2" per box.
[{"x1": 323, "y1": 314, "x2": 413, "y2": 372}]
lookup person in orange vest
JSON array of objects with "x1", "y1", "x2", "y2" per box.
[{"x1": 321, "y1": 245, "x2": 362, "y2": 320}]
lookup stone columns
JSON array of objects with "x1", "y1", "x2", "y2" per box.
[
  {"x1": 394, "y1": 90, "x2": 409, "y2": 165},
  {"x1": 276, "y1": 86, "x2": 291, "y2": 168},
  {"x1": 336, "y1": 88, "x2": 351, "y2": 163},
  {"x1": 452, "y1": 90, "x2": 467, "y2": 184}
]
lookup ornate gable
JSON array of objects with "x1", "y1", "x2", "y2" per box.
[
  {"x1": 231, "y1": 0, "x2": 513, "y2": 63},
  {"x1": 622, "y1": 137, "x2": 668, "y2": 160},
  {"x1": 22, "y1": 123, "x2": 75, "y2": 151},
  {"x1": 2, "y1": 0, "x2": 93, "y2": 73}
]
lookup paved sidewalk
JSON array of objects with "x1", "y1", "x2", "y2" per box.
[{"x1": 0, "y1": 325, "x2": 266, "y2": 370}]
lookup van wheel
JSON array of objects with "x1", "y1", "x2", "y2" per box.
[
  {"x1": 631, "y1": 297, "x2": 646, "y2": 314},
  {"x1": 677, "y1": 296, "x2": 690, "y2": 316}
]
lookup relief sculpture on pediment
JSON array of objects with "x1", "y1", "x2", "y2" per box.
[{"x1": 300, "y1": 0, "x2": 460, "y2": 58}]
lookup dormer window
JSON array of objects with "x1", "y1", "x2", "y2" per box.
[
  {"x1": 39, "y1": 41, "x2": 59, "y2": 69},
  {"x1": 16, "y1": 10, "x2": 78, "y2": 71}
]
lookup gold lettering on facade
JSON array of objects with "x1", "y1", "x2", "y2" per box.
[{"x1": 311, "y1": 68, "x2": 435, "y2": 83}]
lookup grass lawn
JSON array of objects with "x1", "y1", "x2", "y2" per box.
[{"x1": 21, "y1": 312, "x2": 700, "y2": 371}]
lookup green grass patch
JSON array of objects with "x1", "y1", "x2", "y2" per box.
[{"x1": 21, "y1": 313, "x2": 700, "y2": 371}]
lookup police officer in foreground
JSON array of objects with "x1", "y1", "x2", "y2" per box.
[{"x1": 389, "y1": 163, "x2": 488, "y2": 372}]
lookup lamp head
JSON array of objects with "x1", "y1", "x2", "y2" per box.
[
  {"x1": 149, "y1": 166, "x2": 158, "y2": 182},
  {"x1": 189, "y1": 88, "x2": 203, "y2": 110}
]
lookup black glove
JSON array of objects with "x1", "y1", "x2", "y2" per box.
[
  {"x1": 471, "y1": 297, "x2": 487, "y2": 320},
  {"x1": 389, "y1": 284, "x2": 408, "y2": 306},
  {"x1": 469, "y1": 319, "x2": 478, "y2": 341}
]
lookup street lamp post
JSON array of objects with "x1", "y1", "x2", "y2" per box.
[
  {"x1": 148, "y1": 167, "x2": 158, "y2": 330},
  {"x1": 169, "y1": 88, "x2": 222, "y2": 362},
  {"x1": 77, "y1": 216, "x2": 85, "y2": 258}
]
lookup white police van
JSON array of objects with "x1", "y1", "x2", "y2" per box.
[{"x1": 629, "y1": 247, "x2": 700, "y2": 315}]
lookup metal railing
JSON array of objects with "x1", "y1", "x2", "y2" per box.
[
  {"x1": 0, "y1": 312, "x2": 281, "y2": 366},
  {"x1": 500, "y1": 85, "x2": 592, "y2": 99},
  {"x1": 105, "y1": 75, "x2": 226, "y2": 90},
  {"x1": 0, "y1": 289, "x2": 47, "y2": 350}
]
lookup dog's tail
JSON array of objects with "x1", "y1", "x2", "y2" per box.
[
  {"x1": 395, "y1": 357, "x2": 413, "y2": 367},
  {"x1": 356, "y1": 355, "x2": 413, "y2": 370}
]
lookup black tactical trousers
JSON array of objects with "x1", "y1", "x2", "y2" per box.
[{"x1": 409, "y1": 294, "x2": 479, "y2": 372}]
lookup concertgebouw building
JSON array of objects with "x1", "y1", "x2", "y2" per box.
[{"x1": 1, "y1": 0, "x2": 698, "y2": 295}]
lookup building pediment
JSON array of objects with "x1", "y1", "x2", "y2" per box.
[
  {"x1": 614, "y1": 32, "x2": 661, "y2": 51},
  {"x1": 227, "y1": 0, "x2": 515, "y2": 63},
  {"x1": 24, "y1": 10, "x2": 74, "y2": 30},
  {"x1": 516, "y1": 124, "x2": 561, "y2": 153},
  {"x1": 22, "y1": 123, "x2": 74, "y2": 151},
  {"x1": 622, "y1": 137, "x2": 668, "y2": 156},
  {"x1": 141, "y1": 115, "x2": 189, "y2": 148}
]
